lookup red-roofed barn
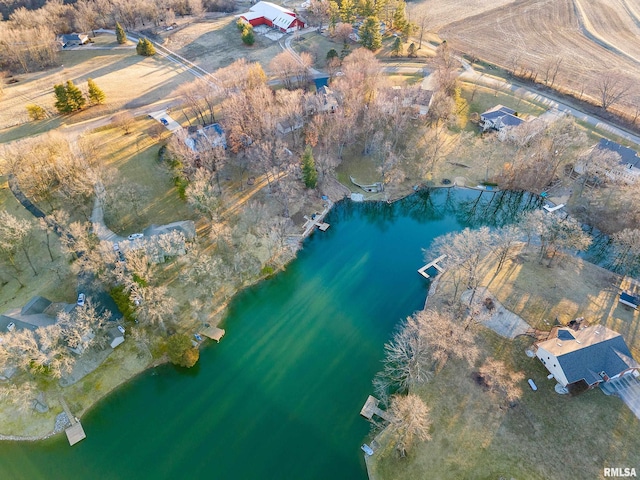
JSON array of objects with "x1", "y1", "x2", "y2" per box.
[{"x1": 239, "y1": 1, "x2": 305, "y2": 33}]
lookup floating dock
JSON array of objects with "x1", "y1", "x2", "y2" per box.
[
  {"x1": 418, "y1": 254, "x2": 447, "y2": 279},
  {"x1": 360, "y1": 395, "x2": 394, "y2": 422},
  {"x1": 200, "y1": 326, "x2": 225, "y2": 342},
  {"x1": 60, "y1": 397, "x2": 86, "y2": 446}
]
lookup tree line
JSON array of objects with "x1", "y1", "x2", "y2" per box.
[{"x1": 0, "y1": 0, "x2": 201, "y2": 73}]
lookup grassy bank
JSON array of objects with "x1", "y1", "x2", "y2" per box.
[{"x1": 369, "y1": 243, "x2": 640, "y2": 479}]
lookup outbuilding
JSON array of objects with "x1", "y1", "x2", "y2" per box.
[{"x1": 238, "y1": 1, "x2": 305, "y2": 33}]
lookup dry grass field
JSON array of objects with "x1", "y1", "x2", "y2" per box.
[
  {"x1": 164, "y1": 16, "x2": 285, "y2": 74},
  {"x1": 371, "y1": 244, "x2": 640, "y2": 479},
  {"x1": 425, "y1": 0, "x2": 640, "y2": 116},
  {"x1": 0, "y1": 33, "x2": 196, "y2": 130}
]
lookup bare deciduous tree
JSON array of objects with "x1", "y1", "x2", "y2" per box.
[
  {"x1": 478, "y1": 357, "x2": 524, "y2": 406},
  {"x1": 595, "y1": 70, "x2": 632, "y2": 111},
  {"x1": 389, "y1": 393, "x2": 432, "y2": 457}
]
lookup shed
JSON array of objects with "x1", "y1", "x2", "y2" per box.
[{"x1": 108, "y1": 327, "x2": 125, "y2": 349}]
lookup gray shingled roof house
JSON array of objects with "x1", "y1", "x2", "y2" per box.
[
  {"x1": 536, "y1": 325, "x2": 639, "y2": 395},
  {"x1": 480, "y1": 104, "x2": 524, "y2": 132},
  {"x1": 60, "y1": 33, "x2": 89, "y2": 48}
]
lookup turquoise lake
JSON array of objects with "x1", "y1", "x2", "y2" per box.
[{"x1": 0, "y1": 188, "x2": 537, "y2": 479}]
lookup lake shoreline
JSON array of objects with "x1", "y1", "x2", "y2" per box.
[{"x1": 0, "y1": 182, "x2": 515, "y2": 443}]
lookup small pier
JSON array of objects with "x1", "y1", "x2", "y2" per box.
[
  {"x1": 360, "y1": 395, "x2": 394, "y2": 423},
  {"x1": 200, "y1": 326, "x2": 225, "y2": 342},
  {"x1": 59, "y1": 397, "x2": 86, "y2": 446},
  {"x1": 418, "y1": 254, "x2": 447, "y2": 279},
  {"x1": 543, "y1": 203, "x2": 565, "y2": 213},
  {"x1": 303, "y1": 214, "x2": 330, "y2": 232},
  {"x1": 302, "y1": 200, "x2": 333, "y2": 237}
]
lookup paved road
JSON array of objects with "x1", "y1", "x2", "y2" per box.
[{"x1": 458, "y1": 61, "x2": 640, "y2": 146}]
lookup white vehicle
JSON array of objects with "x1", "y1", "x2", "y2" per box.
[
  {"x1": 77, "y1": 293, "x2": 86, "y2": 306},
  {"x1": 128, "y1": 233, "x2": 144, "y2": 240},
  {"x1": 6, "y1": 322, "x2": 15, "y2": 332},
  {"x1": 117, "y1": 325, "x2": 125, "y2": 334},
  {"x1": 113, "y1": 242, "x2": 120, "y2": 251}
]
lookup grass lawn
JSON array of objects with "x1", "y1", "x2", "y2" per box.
[
  {"x1": 85, "y1": 118, "x2": 197, "y2": 235},
  {"x1": 370, "y1": 243, "x2": 640, "y2": 479},
  {"x1": 461, "y1": 82, "x2": 546, "y2": 119},
  {"x1": 168, "y1": 16, "x2": 283, "y2": 73},
  {"x1": 291, "y1": 31, "x2": 344, "y2": 70}
]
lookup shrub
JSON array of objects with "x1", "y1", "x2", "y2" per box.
[
  {"x1": 26, "y1": 104, "x2": 47, "y2": 120},
  {"x1": 167, "y1": 333, "x2": 200, "y2": 367}
]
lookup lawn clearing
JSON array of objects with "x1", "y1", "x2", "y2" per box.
[
  {"x1": 290, "y1": 31, "x2": 344, "y2": 69},
  {"x1": 165, "y1": 16, "x2": 284, "y2": 74},
  {"x1": 83, "y1": 119, "x2": 197, "y2": 235}
]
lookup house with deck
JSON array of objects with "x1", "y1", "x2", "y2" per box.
[
  {"x1": 238, "y1": 2, "x2": 305, "y2": 33},
  {"x1": 535, "y1": 324, "x2": 639, "y2": 395},
  {"x1": 595, "y1": 138, "x2": 640, "y2": 183}
]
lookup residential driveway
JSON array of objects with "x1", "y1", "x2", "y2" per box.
[{"x1": 147, "y1": 110, "x2": 181, "y2": 132}]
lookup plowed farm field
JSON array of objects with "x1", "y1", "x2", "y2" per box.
[{"x1": 422, "y1": 0, "x2": 640, "y2": 114}]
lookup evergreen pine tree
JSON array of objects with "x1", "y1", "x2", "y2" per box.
[
  {"x1": 115, "y1": 22, "x2": 127, "y2": 44},
  {"x1": 241, "y1": 25, "x2": 255, "y2": 45},
  {"x1": 87, "y1": 78, "x2": 106, "y2": 105},
  {"x1": 53, "y1": 83, "x2": 69, "y2": 113},
  {"x1": 407, "y1": 42, "x2": 417, "y2": 58},
  {"x1": 391, "y1": 36, "x2": 403, "y2": 57},
  {"x1": 393, "y1": 1, "x2": 407, "y2": 31},
  {"x1": 137, "y1": 38, "x2": 156, "y2": 56},
  {"x1": 144, "y1": 38, "x2": 156, "y2": 56},
  {"x1": 65, "y1": 80, "x2": 86, "y2": 111},
  {"x1": 340, "y1": 42, "x2": 351, "y2": 60},
  {"x1": 359, "y1": 16, "x2": 382, "y2": 51},
  {"x1": 326, "y1": 49, "x2": 338, "y2": 62},
  {"x1": 301, "y1": 145, "x2": 318, "y2": 189}
]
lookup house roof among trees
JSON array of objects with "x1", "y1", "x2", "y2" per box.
[
  {"x1": 597, "y1": 138, "x2": 640, "y2": 168},
  {"x1": 537, "y1": 325, "x2": 638, "y2": 385}
]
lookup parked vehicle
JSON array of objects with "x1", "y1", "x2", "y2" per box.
[
  {"x1": 117, "y1": 325, "x2": 125, "y2": 334},
  {"x1": 128, "y1": 233, "x2": 144, "y2": 240},
  {"x1": 160, "y1": 118, "x2": 169, "y2": 126},
  {"x1": 77, "y1": 293, "x2": 86, "y2": 306}
]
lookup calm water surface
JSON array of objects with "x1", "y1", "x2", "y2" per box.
[{"x1": 0, "y1": 189, "x2": 536, "y2": 480}]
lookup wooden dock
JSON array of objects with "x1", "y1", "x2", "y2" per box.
[
  {"x1": 59, "y1": 397, "x2": 86, "y2": 446},
  {"x1": 418, "y1": 254, "x2": 447, "y2": 279},
  {"x1": 360, "y1": 395, "x2": 394, "y2": 423},
  {"x1": 201, "y1": 326, "x2": 225, "y2": 342}
]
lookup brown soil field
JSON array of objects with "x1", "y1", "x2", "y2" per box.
[
  {"x1": 432, "y1": 0, "x2": 640, "y2": 115},
  {"x1": 410, "y1": 0, "x2": 518, "y2": 31}
]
